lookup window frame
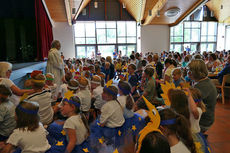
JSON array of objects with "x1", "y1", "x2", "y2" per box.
[
  {"x1": 170, "y1": 21, "x2": 218, "y2": 53},
  {"x1": 74, "y1": 21, "x2": 137, "y2": 58}
]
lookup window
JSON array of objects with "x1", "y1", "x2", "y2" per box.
[
  {"x1": 74, "y1": 21, "x2": 137, "y2": 58},
  {"x1": 170, "y1": 21, "x2": 217, "y2": 53}
]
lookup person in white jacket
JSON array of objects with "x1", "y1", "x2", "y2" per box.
[{"x1": 46, "y1": 40, "x2": 64, "y2": 88}]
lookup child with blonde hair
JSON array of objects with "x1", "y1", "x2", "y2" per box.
[
  {"x1": 26, "y1": 72, "x2": 54, "y2": 125},
  {"x1": 60, "y1": 96, "x2": 93, "y2": 153},
  {"x1": 76, "y1": 77, "x2": 91, "y2": 113},
  {"x1": 172, "y1": 68, "x2": 184, "y2": 87},
  {"x1": 91, "y1": 75, "x2": 104, "y2": 110},
  {"x1": 0, "y1": 85, "x2": 15, "y2": 141},
  {"x1": 67, "y1": 79, "x2": 79, "y2": 94},
  {"x1": 2, "y1": 100, "x2": 50, "y2": 153},
  {"x1": 57, "y1": 72, "x2": 73, "y2": 99}
]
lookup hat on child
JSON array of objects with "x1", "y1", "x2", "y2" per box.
[
  {"x1": 77, "y1": 76, "x2": 88, "y2": 88},
  {"x1": 91, "y1": 75, "x2": 101, "y2": 85},
  {"x1": 45, "y1": 73, "x2": 54, "y2": 81},
  {"x1": 31, "y1": 72, "x2": 46, "y2": 86},
  {"x1": 67, "y1": 79, "x2": 79, "y2": 90}
]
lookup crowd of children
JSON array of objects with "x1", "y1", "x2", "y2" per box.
[{"x1": 0, "y1": 50, "x2": 229, "y2": 153}]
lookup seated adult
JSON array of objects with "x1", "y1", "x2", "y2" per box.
[
  {"x1": 206, "y1": 53, "x2": 221, "y2": 72},
  {"x1": 217, "y1": 55, "x2": 230, "y2": 85},
  {"x1": 0, "y1": 62, "x2": 33, "y2": 105}
]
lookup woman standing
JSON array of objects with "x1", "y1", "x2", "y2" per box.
[
  {"x1": 188, "y1": 59, "x2": 217, "y2": 133},
  {"x1": 46, "y1": 40, "x2": 64, "y2": 87}
]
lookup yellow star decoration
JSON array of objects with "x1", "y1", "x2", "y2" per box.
[
  {"x1": 122, "y1": 72, "x2": 129, "y2": 81},
  {"x1": 136, "y1": 96, "x2": 162, "y2": 153},
  {"x1": 160, "y1": 82, "x2": 181, "y2": 106},
  {"x1": 70, "y1": 68, "x2": 75, "y2": 73},
  {"x1": 56, "y1": 141, "x2": 64, "y2": 146},
  {"x1": 64, "y1": 90, "x2": 74, "y2": 100},
  {"x1": 207, "y1": 147, "x2": 211, "y2": 153},
  {"x1": 138, "y1": 117, "x2": 142, "y2": 121},
  {"x1": 181, "y1": 82, "x2": 191, "y2": 89},
  {"x1": 97, "y1": 122, "x2": 101, "y2": 126},
  {"x1": 83, "y1": 148, "x2": 89, "y2": 153},
  {"x1": 106, "y1": 79, "x2": 113, "y2": 87},
  {"x1": 118, "y1": 130, "x2": 122, "y2": 136},
  {"x1": 194, "y1": 142, "x2": 203, "y2": 153},
  {"x1": 20, "y1": 93, "x2": 28, "y2": 101},
  {"x1": 98, "y1": 137, "x2": 104, "y2": 144},
  {"x1": 61, "y1": 130, "x2": 66, "y2": 136},
  {"x1": 132, "y1": 125, "x2": 137, "y2": 131},
  {"x1": 113, "y1": 148, "x2": 119, "y2": 153}
]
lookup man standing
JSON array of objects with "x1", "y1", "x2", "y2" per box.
[{"x1": 46, "y1": 40, "x2": 64, "y2": 87}]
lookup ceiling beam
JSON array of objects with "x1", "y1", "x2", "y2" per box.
[
  {"x1": 65, "y1": 0, "x2": 72, "y2": 25},
  {"x1": 143, "y1": 0, "x2": 167, "y2": 25},
  {"x1": 74, "y1": 0, "x2": 91, "y2": 20},
  {"x1": 170, "y1": 0, "x2": 206, "y2": 26}
]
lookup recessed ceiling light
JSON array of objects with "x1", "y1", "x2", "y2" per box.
[{"x1": 165, "y1": 7, "x2": 180, "y2": 17}]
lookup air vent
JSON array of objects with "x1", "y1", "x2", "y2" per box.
[{"x1": 165, "y1": 7, "x2": 180, "y2": 17}]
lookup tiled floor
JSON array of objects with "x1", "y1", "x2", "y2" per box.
[{"x1": 207, "y1": 98, "x2": 230, "y2": 153}]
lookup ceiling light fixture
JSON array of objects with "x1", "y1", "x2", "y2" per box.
[
  {"x1": 122, "y1": 2, "x2": 126, "y2": 8},
  {"x1": 148, "y1": 10, "x2": 152, "y2": 16},
  {"x1": 94, "y1": 1, "x2": 98, "y2": 8},
  {"x1": 210, "y1": 11, "x2": 214, "y2": 17},
  {"x1": 157, "y1": 10, "x2": 160, "y2": 17},
  {"x1": 164, "y1": 7, "x2": 180, "y2": 17}
]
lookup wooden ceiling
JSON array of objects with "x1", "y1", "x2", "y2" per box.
[
  {"x1": 206, "y1": 0, "x2": 230, "y2": 24},
  {"x1": 44, "y1": 0, "x2": 208, "y2": 25},
  {"x1": 45, "y1": 0, "x2": 67, "y2": 22},
  {"x1": 150, "y1": 0, "x2": 205, "y2": 26}
]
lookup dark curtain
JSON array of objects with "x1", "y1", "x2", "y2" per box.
[{"x1": 35, "y1": 0, "x2": 53, "y2": 61}]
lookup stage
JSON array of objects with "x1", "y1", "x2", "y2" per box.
[{"x1": 11, "y1": 62, "x2": 47, "y2": 88}]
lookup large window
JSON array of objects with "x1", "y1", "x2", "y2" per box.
[
  {"x1": 74, "y1": 21, "x2": 137, "y2": 58},
  {"x1": 170, "y1": 21, "x2": 218, "y2": 53}
]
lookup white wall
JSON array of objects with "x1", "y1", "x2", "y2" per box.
[
  {"x1": 217, "y1": 23, "x2": 225, "y2": 51},
  {"x1": 53, "y1": 22, "x2": 75, "y2": 58},
  {"x1": 141, "y1": 25, "x2": 169, "y2": 54}
]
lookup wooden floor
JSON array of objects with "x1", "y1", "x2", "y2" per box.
[{"x1": 207, "y1": 98, "x2": 230, "y2": 153}]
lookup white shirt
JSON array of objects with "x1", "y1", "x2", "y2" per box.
[
  {"x1": 117, "y1": 95, "x2": 127, "y2": 109},
  {"x1": 59, "y1": 83, "x2": 68, "y2": 98},
  {"x1": 170, "y1": 141, "x2": 191, "y2": 153},
  {"x1": 0, "y1": 78, "x2": 20, "y2": 105},
  {"x1": 63, "y1": 115, "x2": 88, "y2": 145},
  {"x1": 190, "y1": 107, "x2": 202, "y2": 133},
  {"x1": 100, "y1": 100, "x2": 125, "y2": 128},
  {"x1": 7, "y1": 123, "x2": 50, "y2": 153},
  {"x1": 76, "y1": 89, "x2": 91, "y2": 112},
  {"x1": 93, "y1": 86, "x2": 104, "y2": 109},
  {"x1": 26, "y1": 90, "x2": 54, "y2": 125},
  {"x1": 48, "y1": 84, "x2": 57, "y2": 100}
]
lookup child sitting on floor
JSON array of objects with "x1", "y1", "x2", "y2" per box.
[
  {"x1": 76, "y1": 76, "x2": 91, "y2": 114},
  {"x1": 172, "y1": 68, "x2": 184, "y2": 88},
  {"x1": 26, "y1": 72, "x2": 54, "y2": 125},
  {"x1": 0, "y1": 85, "x2": 16, "y2": 142},
  {"x1": 1, "y1": 100, "x2": 50, "y2": 153},
  {"x1": 45, "y1": 73, "x2": 57, "y2": 101},
  {"x1": 91, "y1": 75, "x2": 104, "y2": 110},
  {"x1": 60, "y1": 96, "x2": 93, "y2": 153}
]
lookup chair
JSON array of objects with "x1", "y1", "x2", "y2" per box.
[{"x1": 216, "y1": 74, "x2": 230, "y2": 104}]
